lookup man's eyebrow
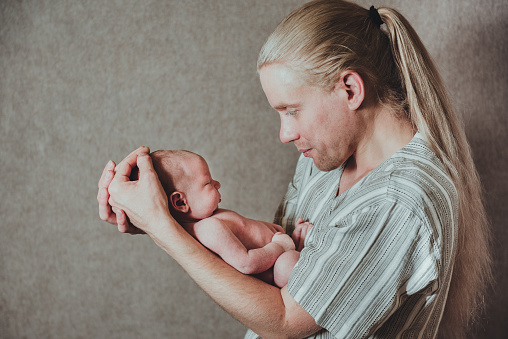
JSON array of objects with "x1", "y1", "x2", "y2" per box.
[{"x1": 273, "y1": 103, "x2": 301, "y2": 110}]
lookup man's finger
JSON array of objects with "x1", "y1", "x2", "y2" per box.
[
  {"x1": 98, "y1": 187, "x2": 115, "y2": 222},
  {"x1": 116, "y1": 209, "x2": 145, "y2": 235},
  {"x1": 114, "y1": 146, "x2": 150, "y2": 182},
  {"x1": 136, "y1": 152, "x2": 155, "y2": 173},
  {"x1": 99, "y1": 160, "x2": 116, "y2": 189},
  {"x1": 115, "y1": 209, "x2": 128, "y2": 229}
]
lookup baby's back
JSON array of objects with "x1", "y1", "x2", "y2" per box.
[{"x1": 211, "y1": 209, "x2": 284, "y2": 250}]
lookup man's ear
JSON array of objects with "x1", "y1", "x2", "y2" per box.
[
  {"x1": 170, "y1": 192, "x2": 189, "y2": 213},
  {"x1": 335, "y1": 71, "x2": 365, "y2": 110}
]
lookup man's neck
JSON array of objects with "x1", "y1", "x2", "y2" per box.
[{"x1": 339, "y1": 107, "x2": 415, "y2": 195}]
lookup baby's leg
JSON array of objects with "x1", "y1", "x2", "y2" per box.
[{"x1": 273, "y1": 250, "x2": 300, "y2": 288}]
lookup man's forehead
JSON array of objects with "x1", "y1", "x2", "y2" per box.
[
  {"x1": 260, "y1": 63, "x2": 303, "y2": 86},
  {"x1": 260, "y1": 65, "x2": 307, "y2": 108}
]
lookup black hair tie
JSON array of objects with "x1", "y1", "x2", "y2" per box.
[{"x1": 369, "y1": 6, "x2": 384, "y2": 27}]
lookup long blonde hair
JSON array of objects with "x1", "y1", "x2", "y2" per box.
[{"x1": 258, "y1": 1, "x2": 492, "y2": 337}]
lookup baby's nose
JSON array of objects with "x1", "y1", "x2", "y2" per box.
[{"x1": 214, "y1": 180, "x2": 221, "y2": 189}]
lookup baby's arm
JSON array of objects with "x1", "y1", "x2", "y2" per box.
[
  {"x1": 292, "y1": 218, "x2": 313, "y2": 251},
  {"x1": 190, "y1": 218, "x2": 293, "y2": 275}
]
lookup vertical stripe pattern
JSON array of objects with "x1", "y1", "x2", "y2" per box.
[{"x1": 245, "y1": 133, "x2": 457, "y2": 339}]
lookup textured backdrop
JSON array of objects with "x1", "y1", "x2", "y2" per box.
[{"x1": 1, "y1": 0, "x2": 506, "y2": 338}]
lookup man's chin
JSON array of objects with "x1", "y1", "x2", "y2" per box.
[{"x1": 313, "y1": 158, "x2": 342, "y2": 172}]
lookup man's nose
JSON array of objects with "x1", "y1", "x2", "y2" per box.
[{"x1": 279, "y1": 116, "x2": 299, "y2": 143}]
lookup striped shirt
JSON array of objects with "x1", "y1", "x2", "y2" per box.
[{"x1": 245, "y1": 133, "x2": 457, "y2": 339}]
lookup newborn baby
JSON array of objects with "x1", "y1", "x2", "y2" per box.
[{"x1": 149, "y1": 150, "x2": 312, "y2": 287}]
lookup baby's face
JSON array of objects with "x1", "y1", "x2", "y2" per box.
[{"x1": 183, "y1": 156, "x2": 221, "y2": 220}]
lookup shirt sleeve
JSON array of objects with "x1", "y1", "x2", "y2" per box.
[{"x1": 287, "y1": 201, "x2": 441, "y2": 338}]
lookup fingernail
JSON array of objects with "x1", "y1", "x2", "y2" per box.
[{"x1": 106, "y1": 160, "x2": 114, "y2": 169}]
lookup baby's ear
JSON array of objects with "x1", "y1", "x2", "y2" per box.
[{"x1": 170, "y1": 192, "x2": 189, "y2": 213}]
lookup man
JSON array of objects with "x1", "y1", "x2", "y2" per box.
[{"x1": 98, "y1": 1, "x2": 489, "y2": 338}]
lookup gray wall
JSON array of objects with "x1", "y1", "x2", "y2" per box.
[{"x1": 1, "y1": 0, "x2": 506, "y2": 338}]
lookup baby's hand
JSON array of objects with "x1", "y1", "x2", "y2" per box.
[
  {"x1": 272, "y1": 232, "x2": 296, "y2": 252},
  {"x1": 292, "y1": 218, "x2": 314, "y2": 251}
]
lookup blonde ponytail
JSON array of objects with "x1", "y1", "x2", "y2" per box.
[
  {"x1": 379, "y1": 8, "x2": 492, "y2": 338},
  {"x1": 258, "y1": 1, "x2": 492, "y2": 337}
]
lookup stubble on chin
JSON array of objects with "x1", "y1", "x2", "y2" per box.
[{"x1": 312, "y1": 152, "x2": 348, "y2": 172}]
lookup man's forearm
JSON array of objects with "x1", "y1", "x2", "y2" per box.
[{"x1": 148, "y1": 216, "x2": 320, "y2": 338}]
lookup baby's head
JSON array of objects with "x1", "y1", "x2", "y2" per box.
[{"x1": 150, "y1": 150, "x2": 221, "y2": 222}]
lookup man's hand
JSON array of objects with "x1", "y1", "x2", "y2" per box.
[
  {"x1": 97, "y1": 147, "x2": 150, "y2": 234},
  {"x1": 272, "y1": 232, "x2": 296, "y2": 252},
  {"x1": 292, "y1": 217, "x2": 313, "y2": 251},
  {"x1": 108, "y1": 149, "x2": 172, "y2": 236}
]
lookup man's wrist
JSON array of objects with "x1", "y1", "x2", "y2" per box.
[{"x1": 145, "y1": 210, "x2": 175, "y2": 239}]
